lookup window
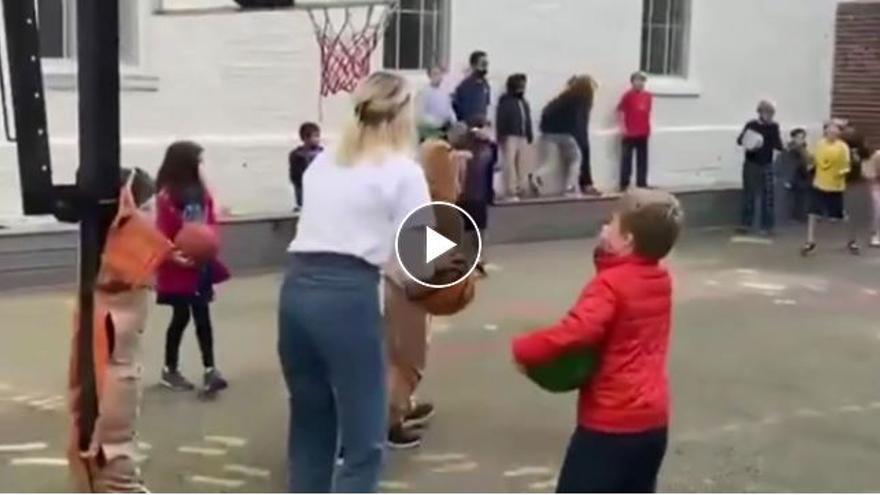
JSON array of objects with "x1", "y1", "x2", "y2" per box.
[
  {"x1": 640, "y1": 0, "x2": 690, "y2": 76},
  {"x1": 36, "y1": 0, "x2": 140, "y2": 65},
  {"x1": 383, "y1": 0, "x2": 448, "y2": 71}
]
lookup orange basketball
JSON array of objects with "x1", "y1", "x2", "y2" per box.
[{"x1": 174, "y1": 223, "x2": 219, "y2": 262}]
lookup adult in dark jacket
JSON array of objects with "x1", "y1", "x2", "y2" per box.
[
  {"x1": 736, "y1": 100, "x2": 784, "y2": 235},
  {"x1": 532, "y1": 75, "x2": 599, "y2": 197},
  {"x1": 496, "y1": 73, "x2": 534, "y2": 200},
  {"x1": 453, "y1": 51, "x2": 491, "y2": 124}
]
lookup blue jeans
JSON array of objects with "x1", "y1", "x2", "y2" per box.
[{"x1": 278, "y1": 253, "x2": 386, "y2": 493}]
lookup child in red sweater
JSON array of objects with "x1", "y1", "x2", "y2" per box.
[{"x1": 512, "y1": 188, "x2": 683, "y2": 493}]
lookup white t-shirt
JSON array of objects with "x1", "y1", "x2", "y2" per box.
[{"x1": 288, "y1": 150, "x2": 432, "y2": 267}]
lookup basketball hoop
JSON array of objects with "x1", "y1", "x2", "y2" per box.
[{"x1": 301, "y1": 0, "x2": 397, "y2": 117}]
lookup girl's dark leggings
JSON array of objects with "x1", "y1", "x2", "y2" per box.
[{"x1": 164, "y1": 301, "x2": 215, "y2": 370}]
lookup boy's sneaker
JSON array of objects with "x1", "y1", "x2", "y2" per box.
[
  {"x1": 160, "y1": 369, "x2": 195, "y2": 391},
  {"x1": 848, "y1": 241, "x2": 861, "y2": 256},
  {"x1": 387, "y1": 425, "x2": 422, "y2": 450},
  {"x1": 403, "y1": 402, "x2": 436, "y2": 430},
  {"x1": 203, "y1": 368, "x2": 229, "y2": 394}
]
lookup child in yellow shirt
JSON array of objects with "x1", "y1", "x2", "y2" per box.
[{"x1": 802, "y1": 121, "x2": 856, "y2": 256}]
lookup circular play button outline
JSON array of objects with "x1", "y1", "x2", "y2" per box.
[{"x1": 394, "y1": 201, "x2": 482, "y2": 290}]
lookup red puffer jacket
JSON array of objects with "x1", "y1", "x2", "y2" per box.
[{"x1": 512, "y1": 251, "x2": 672, "y2": 433}]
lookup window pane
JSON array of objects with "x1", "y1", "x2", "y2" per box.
[
  {"x1": 397, "y1": 12, "x2": 421, "y2": 69},
  {"x1": 640, "y1": 26, "x2": 649, "y2": 72},
  {"x1": 668, "y1": 25, "x2": 686, "y2": 76},
  {"x1": 37, "y1": 0, "x2": 65, "y2": 59},
  {"x1": 670, "y1": 0, "x2": 687, "y2": 27},
  {"x1": 421, "y1": 12, "x2": 437, "y2": 68},
  {"x1": 648, "y1": 25, "x2": 668, "y2": 74},
  {"x1": 649, "y1": 0, "x2": 670, "y2": 24},
  {"x1": 400, "y1": 0, "x2": 420, "y2": 12},
  {"x1": 383, "y1": 13, "x2": 400, "y2": 69},
  {"x1": 119, "y1": 0, "x2": 138, "y2": 64}
]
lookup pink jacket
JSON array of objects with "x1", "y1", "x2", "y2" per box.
[{"x1": 155, "y1": 190, "x2": 230, "y2": 296}]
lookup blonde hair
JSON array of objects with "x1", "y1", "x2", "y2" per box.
[{"x1": 337, "y1": 71, "x2": 415, "y2": 165}]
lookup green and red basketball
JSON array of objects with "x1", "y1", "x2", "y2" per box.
[{"x1": 525, "y1": 350, "x2": 599, "y2": 394}]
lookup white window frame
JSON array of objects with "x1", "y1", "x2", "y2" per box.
[
  {"x1": 39, "y1": 0, "x2": 158, "y2": 91},
  {"x1": 383, "y1": 0, "x2": 450, "y2": 72},
  {"x1": 640, "y1": 0, "x2": 691, "y2": 77}
]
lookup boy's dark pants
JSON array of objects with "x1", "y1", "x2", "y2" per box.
[
  {"x1": 557, "y1": 427, "x2": 668, "y2": 494},
  {"x1": 620, "y1": 136, "x2": 649, "y2": 190},
  {"x1": 741, "y1": 161, "x2": 775, "y2": 231}
]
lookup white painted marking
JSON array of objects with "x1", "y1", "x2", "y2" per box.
[
  {"x1": 414, "y1": 452, "x2": 468, "y2": 463},
  {"x1": 760, "y1": 416, "x2": 781, "y2": 425},
  {"x1": 740, "y1": 282, "x2": 787, "y2": 292},
  {"x1": 803, "y1": 283, "x2": 827, "y2": 293},
  {"x1": 795, "y1": 408, "x2": 823, "y2": 418},
  {"x1": 27, "y1": 395, "x2": 63, "y2": 408},
  {"x1": 736, "y1": 268, "x2": 760, "y2": 275},
  {"x1": 483, "y1": 324, "x2": 499, "y2": 332},
  {"x1": 205, "y1": 435, "x2": 247, "y2": 448},
  {"x1": 731, "y1": 236, "x2": 774, "y2": 246},
  {"x1": 10, "y1": 457, "x2": 68, "y2": 467},
  {"x1": 0, "y1": 442, "x2": 48, "y2": 453},
  {"x1": 431, "y1": 461, "x2": 478, "y2": 474},
  {"x1": 869, "y1": 402, "x2": 880, "y2": 410},
  {"x1": 504, "y1": 466, "x2": 554, "y2": 478},
  {"x1": 703, "y1": 478, "x2": 717, "y2": 487},
  {"x1": 224, "y1": 464, "x2": 271, "y2": 478},
  {"x1": 862, "y1": 288, "x2": 879, "y2": 296},
  {"x1": 188, "y1": 475, "x2": 246, "y2": 489},
  {"x1": 0, "y1": 383, "x2": 11, "y2": 392},
  {"x1": 36, "y1": 403, "x2": 63, "y2": 412},
  {"x1": 529, "y1": 478, "x2": 558, "y2": 491},
  {"x1": 378, "y1": 481, "x2": 412, "y2": 491},
  {"x1": 177, "y1": 446, "x2": 227, "y2": 457},
  {"x1": 704, "y1": 280, "x2": 721, "y2": 287},
  {"x1": 773, "y1": 299, "x2": 798, "y2": 306},
  {"x1": 483, "y1": 263, "x2": 503, "y2": 273},
  {"x1": 720, "y1": 423, "x2": 742, "y2": 432},
  {"x1": 137, "y1": 442, "x2": 152, "y2": 451},
  {"x1": 839, "y1": 405, "x2": 864, "y2": 414},
  {"x1": 11, "y1": 395, "x2": 36, "y2": 403}
]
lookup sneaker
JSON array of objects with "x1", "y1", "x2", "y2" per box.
[
  {"x1": 871, "y1": 235, "x2": 880, "y2": 248},
  {"x1": 800, "y1": 242, "x2": 817, "y2": 257},
  {"x1": 564, "y1": 187, "x2": 582, "y2": 199},
  {"x1": 848, "y1": 241, "x2": 861, "y2": 256},
  {"x1": 203, "y1": 368, "x2": 229, "y2": 394},
  {"x1": 160, "y1": 369, "x2": 195, "y2": 391},
  {"x1": 582, "y1": 186, "x2": 602, "y2": 197},
  {"x1": 387, "y1": 425, "x2": 422, "y2": 450},
  {"x1": 403, "y1": 402, "x2": 436, "y2": 430}
]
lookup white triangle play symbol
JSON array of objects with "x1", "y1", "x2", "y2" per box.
[{"x1": 425, "y1": 226, "x2": 457, "y2": 264}]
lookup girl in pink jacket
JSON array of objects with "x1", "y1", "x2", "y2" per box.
[{"x1": 155, "y1": 141, "x2": 230, "y2": 395}]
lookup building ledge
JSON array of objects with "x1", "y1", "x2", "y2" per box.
[{"x1": 648, "y1": 76, "x2": 701, "y2": 98}]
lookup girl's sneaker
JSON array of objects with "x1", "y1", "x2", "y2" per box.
[
  {"x1": 800, "y1": 242, "x2": 817, "y2": 257},
  {"x1": 160, "y1": 368, "x2": 195, "y2": 391},
  {"x1": 203, "y1": 368, "x2": 229, "y2": 394}
]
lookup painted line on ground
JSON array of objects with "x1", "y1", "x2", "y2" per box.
[
  {"x1": 378, "y1": 481, "x2": 412, "y2": 491},
  {"x1": 529, "y1": 478, "x2": 558, "y2": 491},
  {"x1": 223, "y1": 464, "x2": 271, "y2": 478},
  {"x1": 0, "y1": 442, "x2": 49, "y2": 453},
  {"x1": 483, "y1": 324, "x2": 499, "y2": 332},
  {"x1": 27, "y1": 396, "x2": 64, "y2": 408},
  {"x1": 177, "y1": 446, "x2": 227, "y2": 457},
  {"x1": 431, "y1": 461, "x2": 478, "y2": 474},
  {"x1": 137, "y1": 442, "x2": 152, "y2": 451},
  {"x1": 731, "y1": 236, "x2": 774, "y2": 246},
  {"x1": 414, "y1": 453, "x2": 468, "y2": 463},
  {"x1": 10, "y1": 457, "x2": 68, "y2": 467},
  {"x1": 503, "y1": 466, "x2": 554, "y2": 478},
  {"x1": 205, "y1": 435, "x2": 248, "y2": 448},
  {"x1": 188, "y1": 475, "x2": 246, "y2": 489}
]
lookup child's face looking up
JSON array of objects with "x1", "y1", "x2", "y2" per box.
[{"x1": 600, "y1": 214, "x2": 635, "y2": 257}]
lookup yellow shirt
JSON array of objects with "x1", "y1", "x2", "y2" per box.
[{"x1": 812, "y1": 138, "x2": 851, "y2": 192}]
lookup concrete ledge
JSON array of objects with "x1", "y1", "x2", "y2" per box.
[{"x1": 0, "y1": 187, "x2": 740, "y2": 291}]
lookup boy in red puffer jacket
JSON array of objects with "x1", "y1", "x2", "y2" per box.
[{"x1": 512, "y1": 188, "x2": 683, "y2": 493}]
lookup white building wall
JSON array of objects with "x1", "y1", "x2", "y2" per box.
[{"x1": 0, "y1": 0, "x2": 839, "y2": 223}]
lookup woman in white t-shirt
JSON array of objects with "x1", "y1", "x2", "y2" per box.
[{"x1": 278, "y1": 72, "x2": 431, "y2": 493}]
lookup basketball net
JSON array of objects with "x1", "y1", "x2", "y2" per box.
[{"x1": 304, "y1": 1, "x2": 397, "y2": 116}]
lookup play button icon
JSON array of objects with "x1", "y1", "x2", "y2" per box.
[
  {"x1": 395, "y1": 201, "x2": 482, "y2": 289},
  {"x1": 425, "y1": 226, "x2": 457, "y2": 264}
]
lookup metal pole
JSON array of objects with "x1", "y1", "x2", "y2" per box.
[{"x1": 75, "y1": 0, "x2": 120, "y2": 452}]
